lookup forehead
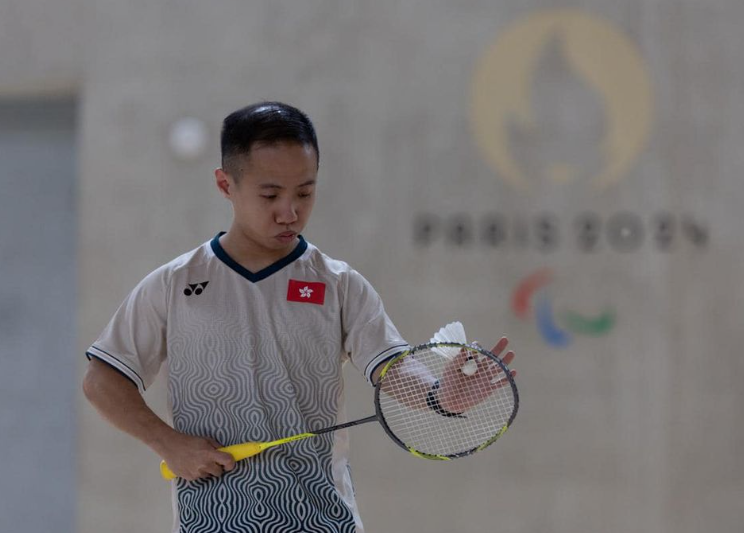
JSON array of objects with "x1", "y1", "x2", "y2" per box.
[{"x1": 239, "y1": 142, "x2": 318, "y2": 183}]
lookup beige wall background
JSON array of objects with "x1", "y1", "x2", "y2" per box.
[{"x1": 1, "y1": 1, "x2": 743, "y2": 532}]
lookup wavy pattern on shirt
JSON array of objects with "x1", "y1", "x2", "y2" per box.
[{"x1": 168, "y1": 299, "x2": 356, "y2": 533}]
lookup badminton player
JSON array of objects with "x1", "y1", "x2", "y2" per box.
[{"x1": 82, "y1": 101, "x2": 514, "y2": 533}]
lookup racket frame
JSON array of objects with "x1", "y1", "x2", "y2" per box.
[{"x1": 374, "y1": 342, "x2": 519, "y2": 461}]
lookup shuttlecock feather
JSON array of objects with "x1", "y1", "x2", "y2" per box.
[
  {"x1": 430, "y1": 321, "x2": 467, "y2": 360},
  {"x1": 430, "y1": 321, "x2": 484, "y2": 376}
]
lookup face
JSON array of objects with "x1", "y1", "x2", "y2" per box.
[{"x1": 215, "y1": 142, "x2": 318, "y2": 255}]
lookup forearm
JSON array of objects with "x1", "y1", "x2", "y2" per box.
[
  {"x1": 82, "y1": 359, "x2": 177, "y2": 457},
  {"x1": 375, "y1": 356, "x2": 437, "y2": 410}
]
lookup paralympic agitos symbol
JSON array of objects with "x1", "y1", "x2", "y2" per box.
[{"x1": 512, "y1": 269, "x2": 615, "y2": 348}]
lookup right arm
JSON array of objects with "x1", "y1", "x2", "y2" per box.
[{"x1": 82, "y1": 358, "x2": 235, "y2": 481}]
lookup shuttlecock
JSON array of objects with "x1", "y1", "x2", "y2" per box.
[
  {"x1": 430, "y1": 321, "x2": 480, "y2": 376},
  {"x1": 461, "y1": 359, "x2": 479, "y2": 376},
  {"x1": 430, "y1": 321, "x2": 467, "y2": 359}
]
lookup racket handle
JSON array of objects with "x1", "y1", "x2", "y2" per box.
[
  {"x1": 160, "y1": 461, "x2": 178, "y2": 480},
  {"x1": 159, "y1": 442, "x2": 266, "y2": 480}
]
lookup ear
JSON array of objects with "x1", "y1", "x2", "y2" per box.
[{"x1": 215, "y1": 168, "x2": 233, "y2": 199}]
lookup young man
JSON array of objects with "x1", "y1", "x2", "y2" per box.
[{"x1": 83, "y1": 102, "x2": 514, "y2": 533}]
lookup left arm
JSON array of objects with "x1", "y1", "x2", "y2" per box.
[{"x1": 371, "y1": 337, "x2": 516, "y2": 413}]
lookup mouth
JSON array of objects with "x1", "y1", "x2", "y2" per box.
[{"x1": 276, "y1": 231, "x2": 297, "y2": 242}]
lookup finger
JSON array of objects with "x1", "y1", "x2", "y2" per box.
[
  {"x1": 469, "y1": 342, "x2": 487, "y2": 364},
  {"x1": 490, "y1": 337, "x2": 508, "y2": 356},
  {"x1": 480, "y1": 355, "x2": 506, "y2": 381},
  {"x1": 206, "y1": 437, "x2": 222, "y2": 449},
  {"x1": 473, "y1": 351, "x2": 499, "y2": 376},
  {"x1": 501, "y1": 350, "x2": 515, "y2": 367},
  {"x1": 490, "y1": 369, "x2": 516, "y2": 388},
  {"x1": 201, "y1": 462, "x2": 225, "y2": 478},
  {"x1": 481, "y1": 346, "x2": 513, "y2": 380},
  {"x1": 480, "y1": 351, "x2": 517, "y2": 384},
  {"x1": 471, "y1": 342, "x2": 494, "y2": 365},
  {"x1": 484, "y1": 363, "x2": 503, "y2": 382},
  {"x1": 214, "y1": 450, "x2": 236, "y2": 472}
]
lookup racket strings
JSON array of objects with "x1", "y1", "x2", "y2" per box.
[{"x1": 378, "y1": 345, "x2": 516, "y2": 457}]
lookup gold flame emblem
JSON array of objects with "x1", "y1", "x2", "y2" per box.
[{"x1": 471, "y1": 9, "x2": 653, "y2": 191}]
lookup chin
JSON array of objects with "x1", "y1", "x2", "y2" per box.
[{"x1": 267, "y1": 236, "x2": 297, "y2": 249}]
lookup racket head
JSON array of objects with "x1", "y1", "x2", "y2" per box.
[{"x1": 374, "y1": 342, "x2": 519, "y2": 460}]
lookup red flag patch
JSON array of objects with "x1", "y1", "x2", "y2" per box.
[{"x1": 287, "y1": 279, "x2": 326, "y2": 305}]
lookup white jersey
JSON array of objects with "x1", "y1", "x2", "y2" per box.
[{"x1": 87, "y1": 233, "x2": 409, "y2": 533}]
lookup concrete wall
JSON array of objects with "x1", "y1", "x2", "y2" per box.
[{"x1": 1, "y1": 1, "x2": 743, "y2": 532}]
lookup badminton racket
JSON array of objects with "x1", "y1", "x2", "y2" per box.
[{"x1": 160, "y1": 341, "x2": 518, "y2": 479}]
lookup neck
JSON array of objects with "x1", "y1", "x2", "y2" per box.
[{"x1": 219, "y1": 226, "x2": 298, "y2": 273}]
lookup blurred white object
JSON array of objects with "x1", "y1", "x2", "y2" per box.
[
  {"x1": 169, "y1": 117, "x2": 208, "y2": 160},
  {"x1": 461, "y1": 359, "x2": 478, "y2": 376}
]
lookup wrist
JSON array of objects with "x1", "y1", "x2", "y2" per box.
[
  {"x1": 426, "y1": 381, "x2": 467, "y2": 419},
  {"x1": 143, "y1": 423, "x2": 182, "y2": 456}
]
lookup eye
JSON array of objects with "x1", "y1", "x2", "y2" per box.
[{"x1": 298, "y1": 192, "x2": 313, "y2": 198}]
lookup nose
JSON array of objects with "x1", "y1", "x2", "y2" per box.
[{"x1": 275, "y1": 199, "x2": 298, "y2": 225}]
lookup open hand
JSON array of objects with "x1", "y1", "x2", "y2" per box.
[{"x1": 437, "y1": 337, "x2": 516, "y2": 414}]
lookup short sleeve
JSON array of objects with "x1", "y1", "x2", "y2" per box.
[
  {"x1": 341, "y1": 269, "x2": 409, "y2": 384},
  {"x1": 86, "y1": 266, "x2": 169, "y2": 393}
]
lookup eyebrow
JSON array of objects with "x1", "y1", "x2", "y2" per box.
[{"x1": 258, "y1": 180, "x2": 316, "y2": 190}]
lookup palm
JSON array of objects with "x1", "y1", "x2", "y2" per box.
[{"x1": 438, "y1": 338, "x2": 516, "y2": 414}]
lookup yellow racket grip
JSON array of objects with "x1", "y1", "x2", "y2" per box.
[
  {"x1": 160, "y1": 442, "x2": 265, "y2": 480},
  {"x1": 222, "y1": 441, "x2": 266, "y2": 461}
]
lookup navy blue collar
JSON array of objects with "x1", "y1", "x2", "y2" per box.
[{"x1": 210, "y1": 232, "x2": 308, "y2": 283}]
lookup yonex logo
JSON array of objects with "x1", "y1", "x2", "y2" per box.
[{"x1": 184, "y1": 281, "x2": 209, "y2": 296}]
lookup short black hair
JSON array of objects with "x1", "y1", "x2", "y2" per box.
[{"x1": 221, "y1": 101, "x2": 319, "y2": 178}]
